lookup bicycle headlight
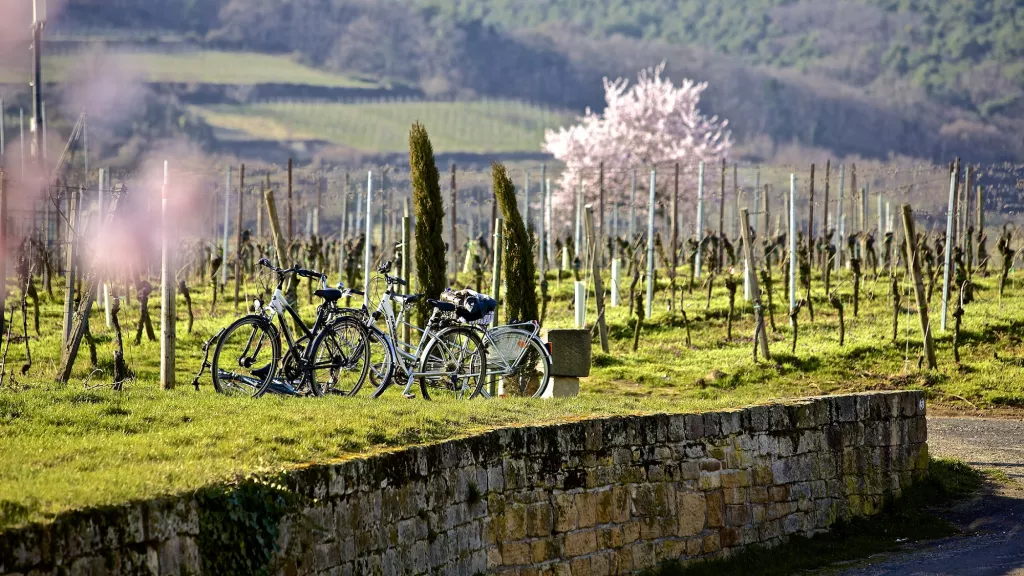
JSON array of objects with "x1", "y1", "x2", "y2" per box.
[{"x1": 253, "y1": 298, "x2": 262, "y2": 312}]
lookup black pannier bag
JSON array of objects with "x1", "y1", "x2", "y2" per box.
[{"x1": 440, "y1": 288, "x2": 497, "y2": 322}]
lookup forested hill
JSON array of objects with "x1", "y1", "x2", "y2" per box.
[
  {"x1": 57, "y1": 0, "x2": 1024, "y2": 163},
  {"x1": 425, "y1": 0, "x2": 1024, "y2": 117}
]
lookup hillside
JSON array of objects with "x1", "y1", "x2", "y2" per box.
[{"x1": 32, "y1": 0, "x2": 1024, "y2": 164}]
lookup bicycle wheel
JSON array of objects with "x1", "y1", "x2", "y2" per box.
[
  {"x1": 212, "y1": 315, "x2": 280, "y2": 398},
  {"x1": 365, "y1": 326, "x2": 399, "y2": 398},
  {"x1": 306, "y1": 317, "x2": 371, "y2": 397},
  {"x1": 495, "y1": 335, "x2": 551, "y2": 398},
  {"x1": 418, "y1": 327, "x2": 487, "y2": 401}
]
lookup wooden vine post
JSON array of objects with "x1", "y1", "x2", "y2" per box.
[
  {"x1": 56, "y1": 180, "x2": 123, "y2": 382},
  {"x1": 900, "y1": 204, "x2": 937, "y2": 369},
  {"x1": 585, "y1": 205, "x2": 610, "y2": 353},
  {"x1": 0, "y1": 171, "x2": 6, "y2": 344},
  {"x1": 740, "y1": 209, "x2": 770, "y2": 361},
  {"x1": 807, "y1": 163, "x2": 814, "y2": 307},
  {"x1": 264, "y1": 186, "x2": 289, "y2": 270},
  {"x1": 61, "y1": 186, "x2": 78, "y2": 347}
]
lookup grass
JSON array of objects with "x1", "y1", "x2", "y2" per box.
[
  {"x1": 191, "y1": 99, "x2": 573, "y2": 153},
  {"x1": 0, "y1": 50, "x2": 374, "y2": 87},
  {"x1": 642, "y1": 458, "x2": 985, "y2": 576},
  {"x1": 0, "y1": 263, "x2": 1022, "y2": 530}
]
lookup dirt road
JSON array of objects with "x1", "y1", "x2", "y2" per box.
[{"x1": 828, "y1": 417, "x2": 1024, "y2": 575}]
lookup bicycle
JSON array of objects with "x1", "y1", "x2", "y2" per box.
[
  {"x1": 432, "y1": 288, "x2": 552, "y2": 398},
  {"x1": 338, "y1": 261, "x2": 488, "y2": 400},
  {"x1": 210, "y1": 259, "x2": 370, "y2": 398}
]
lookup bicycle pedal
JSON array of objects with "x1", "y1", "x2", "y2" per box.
[{"x1": 402, "y1": 392, "x2": 416, "y2": 400}]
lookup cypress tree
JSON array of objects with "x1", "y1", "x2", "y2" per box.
[
  {"x1": 409, "y1": 123, "x2": 447, "y2": 322},
  {"x1": 492, "y1": 162, "x2": 539, "y2": 323}
]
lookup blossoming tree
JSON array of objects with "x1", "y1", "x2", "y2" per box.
[{"x1": 543, "y1": 63, "x2": 732, "y2": 219}]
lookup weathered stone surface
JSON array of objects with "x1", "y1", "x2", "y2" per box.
[
  {"x1": 542, "y1": 377, "x2": 581, "y2": 399},
  {"x1": 0, "y1": 393, "x2": 926, "y2": 576},
  {"x1": 544, "y1": 329, "x2": 592, "y2": 377}
]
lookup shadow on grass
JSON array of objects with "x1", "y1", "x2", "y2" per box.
[
  {"x1": 641, "y1": 459, "x2": 983, "y2": 576},
  {"x1": 769, "y1": 352, "x2": 822, "y2": 373}
]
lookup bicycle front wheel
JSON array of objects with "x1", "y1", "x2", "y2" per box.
[
  {"x1": 211, "y1": 315, "x2": 280, "y2": 398},
  {"x1": 365, "y1": 326, "x2": 399, "y2": 398},
  {"x1": 418, "y1": 327, "x2": 486, "y2": 401},
  {"x1": 306, "y1": 317, "x2": 371, "y2": 397}
]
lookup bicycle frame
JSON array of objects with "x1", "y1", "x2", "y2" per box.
[
  {"x1": 371, "y1": 285, "x2": 455, "y2": 391},
  {"x1": 265, "y1": 286, "x2": 332, "y2": 355}
]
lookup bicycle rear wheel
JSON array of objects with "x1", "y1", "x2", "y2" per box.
[
  {"x1": 306, "y1": 317, "x2": 371, "y2": 396},
  {"x1": 418, "y1": 327, "x2": 486, "y2": 401},
  {"x1": 212, "y1": 315, "x2": 280, "y2": 398},
  {"x1": 495, "y1": 335, "x2": 551, "y2": 398}
]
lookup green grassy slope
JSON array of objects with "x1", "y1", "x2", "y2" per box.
[
  {"x1": 1, "y1": 263, "x2": 1022, "y2": 528},
  {"x1": 0, "y1": 50, "x2": 373, "y2": 87},
  {"x1": 192, "y1": 100, "x2": 573, "y2": 153}
]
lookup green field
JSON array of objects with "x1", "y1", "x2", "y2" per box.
[
  {"x1": 1, "y1": 256, "x2": 1022, "y2": 530},
  {"x1": 0, "y1": 50, "x2": 375, "y2": 87},
  {"x1": 192, "y1": 99, "x2": 573, "y2": 153}
]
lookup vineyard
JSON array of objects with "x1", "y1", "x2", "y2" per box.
[{"x1": 192, "y1": 99, "x2": 573, "y2": 154}]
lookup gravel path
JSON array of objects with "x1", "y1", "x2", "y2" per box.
[{"x1": 827, "y1": 417, "x2": 1024, "y2": 575}]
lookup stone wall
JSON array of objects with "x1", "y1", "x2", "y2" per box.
[{"x1": 0, "y1": 391, "x2": 928, "y2": 576}]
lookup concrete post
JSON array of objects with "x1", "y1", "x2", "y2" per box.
[
  {"x1": 789, "y1": 174, "x2": 797, "y2": 325},
  {"x1": 221, "y1": 166, "x2": 230, "y2": 286},
  {"x1": 629, "y1": 169, "x2": 637, "y2": 241},
  {"x1": 836, "y1": 164, "x2": 845, "y2": 272},
  {"x1": 363, "y1": 171, "x2": 373, "y2": 308},
  {"x1": 645, "y1": 169, "x2": 656, "y2": 318},
  {"x1": 611, "y1": 258, "x2": 620, "y2": 307},
  {"x1": 695, "y1": 162, "x2": 705, "y2": 279},
  {"x1": 160, "y1": 161, "x2": 176, "y2": 390},
  {"x1": 491, "y1": 218, "x2": 503, "y2": 328},
  {"x1": 941, "y1": 167, "x2": 957, "y2": 332}
]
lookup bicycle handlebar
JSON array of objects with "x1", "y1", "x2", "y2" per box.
[{"x1": 258, "y1": 258, "x2": 327, "y2": 287}]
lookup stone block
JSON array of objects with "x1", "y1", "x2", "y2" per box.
[
  {"x1": 569, "y1": 556, "x2": 592, "y2": 576},
  {"x1": 543, "y1": 329, "x2": 591, "y2": 377},
  {"x1": 725, "y1": 504, "x2": 750, "y2": 527},
  {"x1": 706, "y1": 491, "x2": 724, "y2": 528},
  {"x1": 590, "y1": 552, "x2": 612, "y2": 576},
  {"x1": 553, "y1": 493, "x2": 577, "y2": 533},
  {"x1": 719, "y1": 526, "x2": 742, "y2": 547},
  {"x1": 541, "y1": 377, "x2": 580, "y2": 398},
  {"x1": 702, "y1": 531, "x2": 721, "y2": 554},
  {"x1": 723, "y1": 487, "x2": 747, "y2": 505},
  {"x1": 677, "y1": 492, "x2": 706, "y2": 536},
  {"x1": 501, "y1": 541, "x2": 531, "y2": 566},
  {"x1": 684, "y1": 413, "x2": 705, "y2": 440},
  {"x1": 564, "y1": 530, "x2": 598, "y2": 557}
]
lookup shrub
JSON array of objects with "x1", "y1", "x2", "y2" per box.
[
  {"x1": 409, "y1": 122, "x2": 447, "y2": 323},
  {"x1": 492, "y1": 162, "x2": 539, "y2": 323}
]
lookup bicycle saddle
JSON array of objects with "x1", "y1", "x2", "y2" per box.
[
  {"x1": 426, "y1": 298, "x2": 456, "y2": 312},
  {"x1": 314, "y1": 288, "x2": 343, "y2": 302},
  {"x1": 393, "y1": 293, "x2": 422, "y2": 305}
]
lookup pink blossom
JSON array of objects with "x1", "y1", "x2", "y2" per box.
[{"x1": 543, "y1": 63, "x2": 731, "y2": 226}]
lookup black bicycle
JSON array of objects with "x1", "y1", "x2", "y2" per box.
[{"x1": 210, "y1": 258, "x2": 370, "y2": 398}]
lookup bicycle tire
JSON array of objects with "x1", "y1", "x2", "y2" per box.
[
  {"x1": 211, "y1": 315, "x2": 280, "y2": 398},
  {"x1": 306, "y1": 316, "x2": 371, "y2": 397},
  {"x1": 418, "y1": 326, "x2": 487, "y2": 401},
  {"x1": 366, "y1": 326, "x2": 399, "y2": 398},
  {"x1": 496, "y1": 335, "x2": 551, "y2": 398}
]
